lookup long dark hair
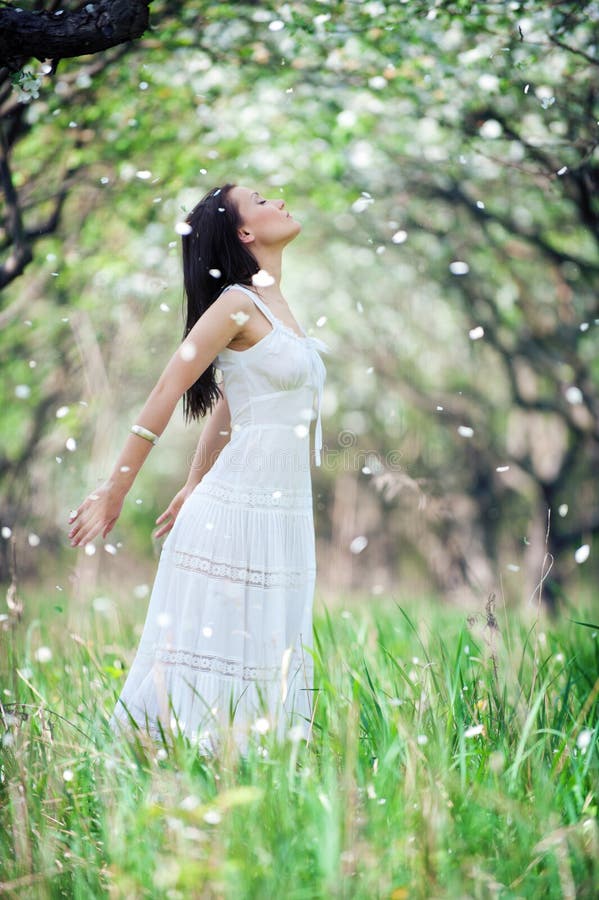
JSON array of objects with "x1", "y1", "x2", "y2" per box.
[{"x1": 181, "y1": 183, "x2": 260, "y2": 423}]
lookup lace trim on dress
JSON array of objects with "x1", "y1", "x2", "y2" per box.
[
  {"x1": 153, "y1": 646, "x2": 284, "y2": 682},
  {"x1": 169, "y1": 548, "x2": 314, "y2": 589},
  {"x1": 195, "y1": 479, "x2": 313, "y2": 511}
]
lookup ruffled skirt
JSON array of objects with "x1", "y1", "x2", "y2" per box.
[{"x1": 107, "y1": 479, "x2": 316, "y2": 757}]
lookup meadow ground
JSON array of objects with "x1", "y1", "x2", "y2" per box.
[{"x1": 0, "y1": 582, "x2": 597, "y2": 898}]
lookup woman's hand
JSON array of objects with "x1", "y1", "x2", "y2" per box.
[
  {"x1": 68, "y1": 481, "x2": 125, "y2": 548},
  {"x1": 153, "y1": 483, "x2": 196, "y2": 539}
]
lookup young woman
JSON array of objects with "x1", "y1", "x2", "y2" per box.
[{"x1": 67, "y1": 184, "x2": 330, "y2": 758}]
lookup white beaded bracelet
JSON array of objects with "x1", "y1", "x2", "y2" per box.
[{"x1": 130, "y1": 424, "x2": 159, "y2": 445}]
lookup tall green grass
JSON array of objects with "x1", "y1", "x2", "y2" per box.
[{"x1": 1, "y1": 589, "x2": 597, "y2": 898}]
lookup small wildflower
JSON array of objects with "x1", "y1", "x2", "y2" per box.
[
  {"x1": 203, "y1": 809, "x2": 221, "y2": 825},
  {"x1": 287, "y1": 725, "x2": 305, "y2": 743},
  {"x1": 577, "y1": 729, "x2": 593, "y2": 753},
  {"x1": 464, "y1": 724, "x2": 485, "y2": 738},
  {"x1": 11, "y1": 69, "x2": 42, "y2": 103},
  {"x1": 252, "y1": 717, "x2": 270, "y2": 735},
  {"x1": 35, "y1": 646, "x2": 52, "y2": 663},
  {"x1": 489, "y1": 751, "x2": 504, "y2": 774}
]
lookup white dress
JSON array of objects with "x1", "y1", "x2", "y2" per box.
[{"x1": 108, "y1": 283, "x2": 329, "y2": 756}]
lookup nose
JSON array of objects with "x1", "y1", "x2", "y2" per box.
[{"x1": 276, "y1": 199, "x2": 285, "y2": 210}]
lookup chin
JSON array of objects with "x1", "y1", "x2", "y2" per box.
[{"x1": 279, "y1": 219, "x2": 301, "y2": 248}]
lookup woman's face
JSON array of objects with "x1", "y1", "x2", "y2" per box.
[{"x1": 230, "y1": 186, "x2": 301, "y2": 249}]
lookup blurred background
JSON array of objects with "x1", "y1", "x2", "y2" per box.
[{"x1": 1, "y1": 0, "x2": 597, "y2": 623}]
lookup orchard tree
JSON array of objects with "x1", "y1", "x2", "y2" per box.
[{"x1": 1, "y1": 1, "x2": 597, "y2": 607}]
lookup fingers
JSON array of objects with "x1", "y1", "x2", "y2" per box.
[
  {"x1": 69, "y1": 510, "x2": 99, "y2": 547},
  {"x1": 68, "y1": 512, "x2": 87, "y2": 543},
  {"x1": 68, "y1": 491, "x2": 120, "y2": 547},
  {"x1": 154, "y1": 506, "x2": 175, "y2": 539},
  {"x1": 70, "y1": 528, "x2": 89, "y2": 547},
  {"x1": 70, "y1": 519, "x2": 95, "y2": 547},
  {"x1": 68, "y1": 521, "x2": 83, "y2": 544},
  {"x1": 102, "y1": 518, "x2": 116, "y2": 539},
  {"x1": 153, "y1": 520, "x2": 173, "y2": 539},
  {"x1": 68, "y1": 501, "x2": 88, "y2": 543}
]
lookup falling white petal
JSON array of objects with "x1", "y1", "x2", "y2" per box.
[
  {"x1": 574, "y1": 544, "x2": 590, "y2": 564},
  {"x1": 252, "y1": 269, "x2": 275, "y2": 287},
  {"x1": 349, "y1": 535, "x2": 368, "y2": 554},
  {"x1": 180, "y1": 343, "x2": 197, "y2": 361},
  {"x1": 565, "y1": 386, "x2": 583, "y2": 405}
]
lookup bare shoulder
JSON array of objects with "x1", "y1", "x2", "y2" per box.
[
  {"x1": 214, "y1": 286, "x2": 255, "y2": 320},
  {"x1": 183, "y1": 285, "x2": 255, "y2": 354}
]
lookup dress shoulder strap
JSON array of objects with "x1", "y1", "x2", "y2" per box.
[{"x1": 221, "y1": 283, "x2": 276, "y2": 325}]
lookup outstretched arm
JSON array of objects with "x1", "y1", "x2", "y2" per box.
[{"x1": 68, "y1": 289, "x2": 252, "y2": 547}]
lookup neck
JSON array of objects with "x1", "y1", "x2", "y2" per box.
[{"x1": 252, "y1": 245, "x2": 283, "y2": 292}]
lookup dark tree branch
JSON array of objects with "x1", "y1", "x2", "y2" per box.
[
  {"x1": 0, "y1": 127, "x2": 31, "y2": 288},
  {"x1": 25, "y1": 166, "x2": 79, "y2": 240},
  {"x1": 460, "y1": 106, "x2": 599, "y2": 243},
  {"x1": 0, "y1": 35, "x2": 132, "y2": 290},
  {"x1": 548, "y1": 34, "x2": 599, "y2": 67},
  {"x1": 0, "y1": 0, "x2": 151, "y2": 71}
]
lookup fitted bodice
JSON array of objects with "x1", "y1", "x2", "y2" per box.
[{"x1": 214, "y1": 283, "x2": 329, "y2": 467}]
